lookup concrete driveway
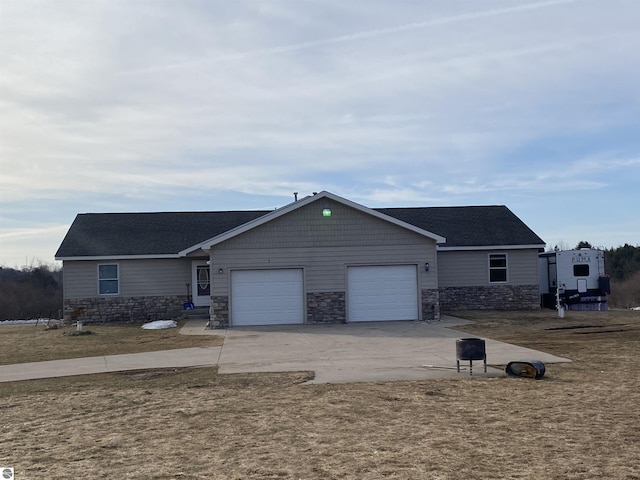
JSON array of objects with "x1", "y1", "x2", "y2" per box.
[
  {"x1": 207, "y1": 315, "x2": 571, "y2": 383},
  {"x1": 0, "y1": 316, "x2": 570, "y2": 384}
]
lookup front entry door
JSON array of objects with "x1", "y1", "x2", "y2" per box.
[{"x1": 191, "y1": 261, "x2": 211, "y2": 307}]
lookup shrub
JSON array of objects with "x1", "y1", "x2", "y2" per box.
[{"x1": 608, "y1": 272, "x2": 640, "y2": 309}]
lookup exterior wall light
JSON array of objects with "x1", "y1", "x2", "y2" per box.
[
  {"x1": 322, "y1": 208, "x2": 332, "y2": 217},
  {"x1": 425, "y1": 262, "x2": 430, "y2": 272},
  {"x1": 218, "y1": 268, "x2": 224, "y2": 274}
]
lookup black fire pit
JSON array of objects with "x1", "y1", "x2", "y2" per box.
[{"x1": 456, "y1": 338, "x2": 487, "y2": 375}]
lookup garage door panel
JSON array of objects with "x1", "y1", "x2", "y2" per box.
[
  {"x1": 231, "y1": 269, "x2": 304, "y2": 326},
  {"x1": 348, "y1": 265, "x2": 418, "y2": 322}
]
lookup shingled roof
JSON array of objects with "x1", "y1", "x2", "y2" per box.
[
  {"x1": 55, "y1": 204, "x2": 544, "y2": 259},
  {"x1": 55, "y1": 211, "x2": 270, "y2": 258},
  {"x1": 375, "y1": 206, "x2": 544, "y2": 248}
]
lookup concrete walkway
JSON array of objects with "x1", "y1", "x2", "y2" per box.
[
  {"x1": 0, "y1": 347, "x2": 222, "y2": 383},
  {"x1": 0, "y1": 316, "x2": 570, "y2": 384}
]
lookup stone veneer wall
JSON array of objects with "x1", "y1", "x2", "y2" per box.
[
  {"x1": 421, "y1": 288, "x2": 441, "y2": 321},
  {"x1": 211, "y1": 289, "x2": 446, "y2": 327},
  {"x1": 309, "y1": 290, "x2": 439, "y2": 323},
  {"x1": 439, "y1": 284, "x2": 540, "y2": 310},
  {"x1": 307, "y1": 292, "x2": 346, "y2": 324},
  {"x1": 211, "y1": 295, "x2": 229, "y2": 328},
  {"x1": 64, "y1": 296, "x2": 185, "y2": 323}
]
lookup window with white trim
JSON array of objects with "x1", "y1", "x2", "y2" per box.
[
  {"x1": 98, "y1": 264, "x2": 119, "y2": 295},
  {"x1": 489, "y1": 254, "x2": 508, "y2": 283}
]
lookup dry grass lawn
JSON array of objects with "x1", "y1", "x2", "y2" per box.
[
  {"x1": 0, "y1": 321, "x2": 222, "y2": 365},
  {"x1": 1, "y1": 309, "x2": 639, "y2": 479}
]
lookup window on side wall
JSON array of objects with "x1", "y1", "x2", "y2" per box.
[
  {"x1": 98, "y1": 264, "x2": 119, "y2": 295},
  {"x1": 489, "y1": 254, "x2": 508, "y2": 283}
]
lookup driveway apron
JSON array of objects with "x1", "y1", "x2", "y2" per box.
[{"x1": 217, "y1": 316, "x2": 570, "y2": 383}]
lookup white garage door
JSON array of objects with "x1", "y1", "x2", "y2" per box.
[
  {"x1": 348, "y1": 265, "x2": 418, "y2": 322},
  {"x1": 231, "y1": 269, "x2": 304, "y2": 326}
]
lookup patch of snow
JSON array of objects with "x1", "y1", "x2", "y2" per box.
[
  {"x1": 0, "y1": 318, "x2": 61, "y2": 326},
  {"x1": 141, "y1": 320, "x2": 178, "y2": 330}
]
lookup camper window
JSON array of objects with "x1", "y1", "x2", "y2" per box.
[{"x1": 573, "y1": 264, "x2": 589, "y2": 277}]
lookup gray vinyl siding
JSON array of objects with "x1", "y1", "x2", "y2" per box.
[
  {"x1": 212, "y1": 245, "x2": 437, "y2": 297},
  {"x1": 63, "y1": 259, "x2": 192, "y2": 298},
  {"x1": 437, "y1": 249, "x2": 539, "y2": 287},
  {"x1": 210, "y1": 199, "x2": 438, "y2": 296},
  {"x1": 220, "y1": 199, "x2": 429, "y2": 249}
]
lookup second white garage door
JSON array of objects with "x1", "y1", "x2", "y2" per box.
[
  {"x1": 347, "y1": 265, "x2": 419, "y2": 322},
  {"x1": 231, "y1": 269, "x2": 304, "y2": 326}
]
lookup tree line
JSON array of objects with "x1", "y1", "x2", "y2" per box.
[
  {"x1": 604, "y1": 244, "x2": 640, "y2": 281},
  {"x1": 604, "y1": 244, "x2": 640, "y2": 309},
  {"x1": 0, "y1": 265, "x2": 63, "y2": 321},
  {"x1": 571, "y1": 241, "x2": 640, "y2": 308},
  {"x1": 562, "y1": 241, "x2": 640, "y2": 281}
]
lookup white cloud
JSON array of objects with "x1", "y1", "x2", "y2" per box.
[
  {"x1": 0, "y1": 225, "x2": 69, "y2": 268},
  {"x1": 120, "y1": 0, "x2": 583, "y2": 75},
  {"x1": 1, "y1": 0, "x2": 639, "y2": 263}
]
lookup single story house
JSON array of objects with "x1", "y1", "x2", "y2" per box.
[{"x1": 55, "y1": 191, "x2": 545, "y2": 327}]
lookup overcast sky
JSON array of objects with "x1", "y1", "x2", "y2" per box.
[{"x1": 1, "y1": 0, "x2": 639, "y2": 268}]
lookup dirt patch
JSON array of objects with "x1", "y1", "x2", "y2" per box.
[
  {"x1": 543, "y1": 324, "x2": 631, "y2": 335},
  {"x1": 544, "y1": 324, "x2": 625, "y2": 330},
  {"x1": 64, "y1": 330, "x2": 94, "y2": 336},
  {"x1": 572, "y1": 329, "x2": 628, "y2": 334}
]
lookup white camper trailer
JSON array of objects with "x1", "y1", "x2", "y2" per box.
[{"x1": 539, "y1": 248, "x2": 610, "y2": 310}]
